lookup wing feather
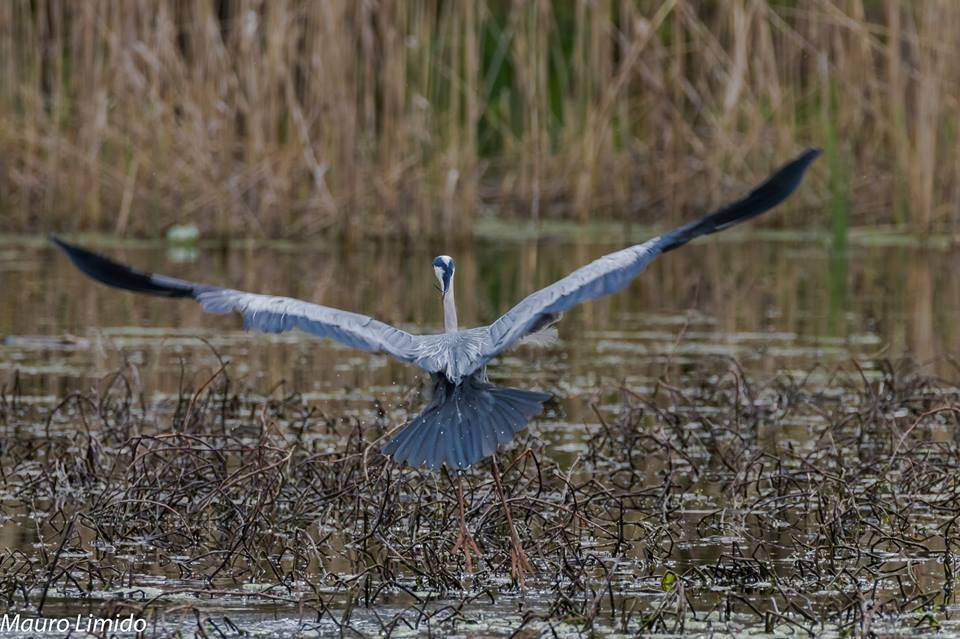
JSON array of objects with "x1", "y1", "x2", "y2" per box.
[
  {"x1": 51, "y1": 237, "x2": 427, "y2": 368},
  {"x1": 477, "y1": 148, "x2": 821, "y2": 367},
  {"x1": 52, "y1": 148, "x2": 818, "y2": 383}
]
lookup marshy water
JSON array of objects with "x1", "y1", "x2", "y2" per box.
[
  {"x1": 2, "y1": 227, "x2": 960, "y2": 637},
  {"x1": 6, "y1": 226, "x2": 959, "y2": 398}
]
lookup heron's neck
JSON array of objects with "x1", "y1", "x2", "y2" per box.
[{"x1": 442, "y1": 283, "x2": 458, "y2": 332}]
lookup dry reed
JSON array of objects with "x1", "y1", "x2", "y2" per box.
[{"x1": 0, "y1": 1, "x2": 958, "y2": 238}]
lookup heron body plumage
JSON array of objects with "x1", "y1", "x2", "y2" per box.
[{"x1": 51, "y1": 148, "x2": 820, "y2": 472}]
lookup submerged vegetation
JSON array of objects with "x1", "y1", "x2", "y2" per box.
[
  {"x1": 1, "y1": 358, "x2": 959, "y2": 635},
  {"x1": 1, "y1": 1, "x2": 959, "y2": 238}
]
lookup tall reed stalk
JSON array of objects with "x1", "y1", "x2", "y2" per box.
[{"x1": 0, "y1": 1, "x2": 957, "y2": 238}]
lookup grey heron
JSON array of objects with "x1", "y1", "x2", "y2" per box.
[{"x1": 52, "y1": 147, "x2": 819, "y2": 579}]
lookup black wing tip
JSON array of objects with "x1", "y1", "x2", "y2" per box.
[
  {"x1": 764, "y1": 146, "x2": 821, "y2": 199},
  {"x1": 765, "y1": 147, "x2": 821, "y2": 191},
  {"x1": 50, "y1": 234, "x2": 113, "y2": 272},
  {"x1": 788, "y1": 147, "x2": 822, "y2": 174},
  {"x1": 50, "y1": 233, "x2": 96, "y2": 265},
  {"x1": 660, "y1": 146, "x2": 821, "y2": 250},
  {"x1": 49, "y1": 233, "x2": 70, "y2": 250},
  {"x1": 50, "y1": 234, "x2": 196, "y2": 298}
]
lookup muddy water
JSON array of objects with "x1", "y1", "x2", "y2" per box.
[
  {"x1": 3, "y1": 232, "x2": 958, "y2": 401},
  {"x1": 1, "y1": 230, "x2": 960, "y2": 636}
]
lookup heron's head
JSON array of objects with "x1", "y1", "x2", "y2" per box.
[{"x1": 433, "y1": 255, "x2": 455, "y2": 296}]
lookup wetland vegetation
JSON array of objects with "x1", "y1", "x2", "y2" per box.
[
  {"x1": 3, "y1": 351, "x2": 960, "y2": 636},
  {"x1": 4, "y1": 1, "x2": 960, "y2": 636},
  {"x1": 2, "y1": 236, "x2": 960, "y2": 635},
  {"x1": 3, "y1": 1, "x2": 960, "y2": 237}
]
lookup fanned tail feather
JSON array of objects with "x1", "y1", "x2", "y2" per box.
[{"x1": 383, "y1": 373, "x2": 550, "y2": 470}]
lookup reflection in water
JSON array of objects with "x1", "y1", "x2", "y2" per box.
[
  {"x1": 907, "y1": 249, "x2": 936, "y2": 365},
  {"x1": 827, "y1": 244, "x2": 848, "y2": 338},
  {"x1": 1, "y1": 236, "x2": 959, "y2": 400}
]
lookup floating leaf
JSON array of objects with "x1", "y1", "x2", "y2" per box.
[{"x1": 661, "y1": 570, "x2": 677, "y2": 592}]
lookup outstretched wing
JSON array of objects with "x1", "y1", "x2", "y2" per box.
[
  {"x1": 51, "y1": 237, "x2": 427, "y2": 368},
  {"x1": 476, "y1": 148, "x2": 821, "y2": 368}
]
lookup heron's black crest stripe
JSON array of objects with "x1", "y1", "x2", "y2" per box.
[{"x1": 433, "y1": 256, "x2": 454, "y2": 292}]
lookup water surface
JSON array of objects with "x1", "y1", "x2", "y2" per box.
[
  {"x1": 1, "y1": 230, "x2": 959, "y2": 636},
  {"x1": 3, "y1": 231, "x2": 957, "y2": 400}
]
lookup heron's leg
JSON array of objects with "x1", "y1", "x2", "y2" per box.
[
  {"x1": 491, "y1": 454, "x2": 533, "y2": 587},
  {"x1": 451, "y1": 472, "x2": 480, "y2": 573}
]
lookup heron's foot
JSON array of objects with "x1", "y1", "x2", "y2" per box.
[
  {"x1": 452, "y1": 525, "x2": 482, "y2": 573},
  {"x1": 509, "y1": 536, "x2": 534, "y2": 587}
]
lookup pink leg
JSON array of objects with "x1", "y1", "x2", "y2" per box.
[{"x1": 491, "y1": 455, "x2": 533, "y2": 587}]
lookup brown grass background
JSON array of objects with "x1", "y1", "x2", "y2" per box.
[{"x1": 0, "y1": 1, "x2": 958, "y2": 238}]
